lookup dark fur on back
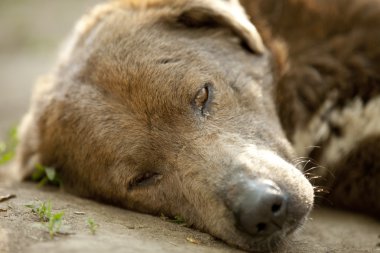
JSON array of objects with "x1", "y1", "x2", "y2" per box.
[{"x1": 241, "y1": 0, "x2": 380, "y2": 218}]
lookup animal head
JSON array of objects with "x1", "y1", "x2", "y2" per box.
[{"x1": 16, "y1": 0, "x2": 313, "y2": 251}]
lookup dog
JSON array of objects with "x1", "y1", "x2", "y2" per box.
[{"x1": 6, "y1": 0, "x2": 379, "y2": 252}]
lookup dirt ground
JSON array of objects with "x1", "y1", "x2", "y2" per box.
[
  {"x1": 0, "y1": 182, "x2": 379, "y2": 253},
  {"x1": 0, "y1": 0, "x2": 102, "y2": 139},
  {"x1": 0, "y1": 1, "x2": 379, "y2": 253}
]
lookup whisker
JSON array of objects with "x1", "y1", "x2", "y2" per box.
[
  {"x1": 302, "y1": 159, "x2": 314, "y2": 171},
  {"x1": 306, "y1": 145, "x2": 321, "y2": 150},
  {"x1": 292, "y1": 156, "x2": 312, "y2": 165},
  {"x1": 294, "y1": 159, "x2": 308, "y2": 167},
  {"x1": 312, "y1": 184, "x2": 330, "y2": 192},
  {"x1": 303, "y1": 165, "x2": 321, "y2": 174},
  {"x1": 307, "y1": 176, "x2": 322, "y2": 180},
  {"x1": 314, "y1": 188, "x2": 330, "y2": 193}
]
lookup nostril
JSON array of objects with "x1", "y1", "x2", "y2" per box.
[
  {"x1": 231, "y1": 179, "x2": 288, "y2": 237},
  {"x1": 271, "y1": 203, "x2": 282, "y2": 213},
  {"x1": 256, "y1": 222, "x2": 267, "y2": 233}
]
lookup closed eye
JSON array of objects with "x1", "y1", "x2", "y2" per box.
[{"x1": 129, "y1": 172, "x2": 163, "y2": 190}]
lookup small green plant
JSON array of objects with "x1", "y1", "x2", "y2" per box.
[
  {"x1": 160, "y1": 213, "x2": 186, "y2": 225},
  {"x1": 25, "y1": 200, "x2": 52, "y2": 221},
  {"x1": 26, "y1": 201, "x2": 64, "y2": 238},
  {"x1": 47, "y1": 212, "x2": 64, "y2": 238},
  {"x1": 87, "y1": 217, "x2": 99, "y2": 235},
  {"x1": 0, "y1": 126, "x2": 18, "y2": 165},
  {"x1": 31, "y1": 164, "x2": 62, "y2": 187},
  {"x1": 171, "y1": 215, "x2": 186, "y2": 224}
]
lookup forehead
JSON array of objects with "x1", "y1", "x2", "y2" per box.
[{"x1": 76, "y1": 7, "x2": 271, "y2": 109}]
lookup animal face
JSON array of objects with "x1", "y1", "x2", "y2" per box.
[{"x1": 16, "y1": 0, "x2": 314, "y2": 251}]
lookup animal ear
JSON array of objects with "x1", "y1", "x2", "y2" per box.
[{"x1": 177, "y1": 0, "x2": 265, "y2": 54}]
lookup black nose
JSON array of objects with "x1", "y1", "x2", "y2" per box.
[{"x1": 234, "y1": 179, "x2": 287, "y2": 237}]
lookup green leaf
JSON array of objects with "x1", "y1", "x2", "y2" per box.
[
  {"x1": 0, "y1": 126, "x2": 18, "y2": 165},
  {"x1": 37, "y1": 177, "x2": 49, "y2": 188},
  {"x1": 169, "y1": 215, "x2": 186, "y2": 224},
  {"x1": 87, "y1": 217, "x2": 98, "y2": 235},
  {"x1": 26, "y1": 201, "x2": 65, "y2": 239},
  {"x1": 45, "y1": 167, "x2": 56, "y2": 181},
  {"x1": 32, "y1": 164, "x2": 62, "y2": 187},
  {"x1": 0, "y1": 142, "x2": 5, "y2": 153},
  {"x1": 31, "y1": 165, "x2": 45, "y2": 181},
  {"x1": 52, "y1": 212, "x2": 64, "y2": 220},
  {"x1": 0, "y1": 152, "x2": 13, "y2": 164}
]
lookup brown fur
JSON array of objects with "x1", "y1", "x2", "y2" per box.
[
  {"x1": 241, "y1": 0, "x2": 380, "y2": 218},
  {"x1": 10, "y1": 0, "x2": 315, "y2": 251},
  {"x1": 6, "y1": 0, "x2": 380, "y2": 252}
]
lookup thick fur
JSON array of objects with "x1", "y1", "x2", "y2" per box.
[
  {"x1": 5, "y1": 0, "x2": 380, "y2": 252},
  {"x1": 11, "y1": 1, "x2": 314, "y2": 251},
  {"x1": 241, "y1": 0, "x2": 380, "y2": 218}
]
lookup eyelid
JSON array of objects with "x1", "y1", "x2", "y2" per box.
[
  {"x1": 193, "y1": 83, "x2": 213, "y2": 116},
  {"x1": 128, "y1": 172, "x2": 162, "y2": 190},
  {"x1": 195, "y1": 86, "x2": 208, "y2": 108}
]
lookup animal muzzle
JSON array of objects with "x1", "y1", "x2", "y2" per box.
[
  {"x1": 224, "y1": 177, "x2": 295, "y2": 239},
  {"x1": 233, "y1": 179, "x2": 287, "y2": 237}
]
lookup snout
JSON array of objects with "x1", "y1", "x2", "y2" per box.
[
  {"x1": 234, "y1": 179, "x2": 287, "y2": 237},
  {"x1": 224, "y1": 174, "x2": 312, "y2": 243}
]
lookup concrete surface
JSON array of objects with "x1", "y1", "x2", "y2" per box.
[
  {"x1": 0, "y1": 183, "x2": 380, "y2": 253},
  {"x1": 0, "y1": 1, "x2": 379, "y2": 253},
  {"x1": 0, "y1": 0, "x2": 101, "y2": 138}
]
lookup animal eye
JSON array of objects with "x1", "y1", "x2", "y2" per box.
[
  {"x1": 129, "y1": 172, "x2": 162, "y2": 190},
  {"x1": 193, "y1": 84, "x2": 212, "y2": 115}
]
